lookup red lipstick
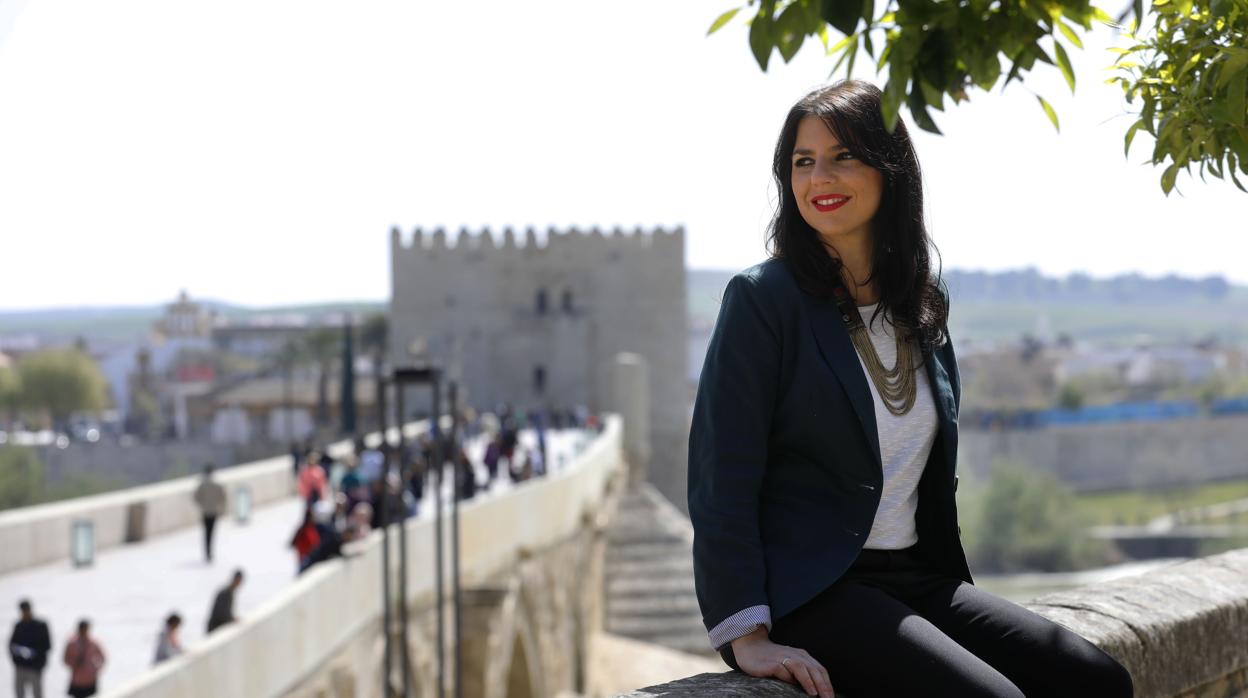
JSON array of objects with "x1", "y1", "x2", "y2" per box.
[{"x1": 811, "y1": 194, "x2": 850, "y2": 212}]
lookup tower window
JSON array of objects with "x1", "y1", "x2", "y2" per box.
[
  {"x1": 533, "y1": 366, "x2": 546, "y2": 394},
  {"x1": 561, "y1": 289, "x2": 573, "y2": 313},
  {"x1": 536, "y1": 289, "x2": 548, "y2": 315}
]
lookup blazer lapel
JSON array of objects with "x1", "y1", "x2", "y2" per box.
[
  {"x1": 806, "y1": 293, "x2": 960, "y2": 476},
  {"x1": 924, "y1": 339, "x2": 959, "y2": 471},
  {"x1": 805, "y1": 294, "x2": 882, "y2": 472}
]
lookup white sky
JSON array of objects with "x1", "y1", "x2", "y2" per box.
[{"x1": 0, "y1": 0, "x2": 1244, "y2": 311}]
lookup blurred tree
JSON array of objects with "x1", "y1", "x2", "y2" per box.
[
  {"x1": 128, "y1": 389, "x2": 166, "y2": 441},
  {"x1": 1057, "y1": 381, "x2": 1086, "y2": 409},
  {"x1": 0, "y1": 364, "x2": 21, "y2": 425},
  {"x1": 358, "y1": 313, "x2": 389, "y2": 361},
  {"x1": 711, "y1": 0, "x2": 1248, "y2": 194},
  {"x1": 302, "y1": 327, "x2": 340, "y2": 430},
  {"x1": 0, "y1": 447, "x2": 44, "y2": 510},
  {"x1": 967, "y1": 459, "x2": 1114, "y2": 572},
  {"x1": 16, "y1": 349, "x2": 109, "y2": 431}
]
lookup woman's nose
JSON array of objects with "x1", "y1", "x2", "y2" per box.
[{"x1": 813, "y1": 157, "x2": 838, "y2": 183}]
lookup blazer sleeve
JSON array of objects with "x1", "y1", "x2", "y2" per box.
[
  {"x1": 937, "y1": 278, "x2": 961, "y2": 410},
  {"x1": 688, "y1": 273, "x2": 783, "y2": 648}
]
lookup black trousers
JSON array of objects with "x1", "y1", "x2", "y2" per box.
[
  {"x1": 202, "y1": 515, "x2": 217, "y2": 562},
  {"x1": 719, "y1": 546, "x2": 1134, "y2": 697}
]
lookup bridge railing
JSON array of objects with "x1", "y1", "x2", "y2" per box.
[
  {"x1": 102, "y1": 415, "x2": 624, "y2": 698},
  {"x1": 0, "y1": 454, "x2": 294, "y2": 575},
  {"x1": 0, "y1": 424, "x2": 437, "y2": 575}
]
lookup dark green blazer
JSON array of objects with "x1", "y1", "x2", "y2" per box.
[{"x1": 688, "y1": 257, "x2": 973, "y2": 644}]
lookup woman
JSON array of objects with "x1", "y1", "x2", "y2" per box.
[
  {"x1": 289, "y1": 506, "x2": 321, "y2": 573},
  {"x1": 62, "y1": 619, "x2": 105, "y2": 698},
  {"x1": 153, "y1": 613, "x2": 183, "y2": 664},
  {"x1": 687, "y1": 80, "x2": 1134, "y2": 698}
]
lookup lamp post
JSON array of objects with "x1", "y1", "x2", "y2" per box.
[
  {"x1": 449, "y1": 380, "x2": 462, "y2": 698},
  {"x1": 377, "y1": 376, "x2": 393, "y2": 697},
  {"x1": 392, "y1": 365, "x2": 445, "y2": 698}
]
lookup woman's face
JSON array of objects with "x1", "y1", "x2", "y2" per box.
[{"x1": 790, "y1": 115, "x2": 884, "y2": 252}]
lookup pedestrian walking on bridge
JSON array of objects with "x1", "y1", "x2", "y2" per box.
[
  {"x1": 193, "y1": 463, "x2": 227, "y2": 563},
  {"x1": 207, "y1": 569, "x2": 245, "y2": 634},
  {"x1": 62, "y1": 620, "x2": 104, "y2": 698},
  {"x1": 9, "y1": 599, "x2": 51, "y2": 698}
]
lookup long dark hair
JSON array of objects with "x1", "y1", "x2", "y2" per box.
[{"x1": 766, "y1": 79, "x2": 948, "y2": 354}]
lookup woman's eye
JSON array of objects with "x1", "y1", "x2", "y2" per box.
[
  {"x1": 838, "y1": 152, "x2": 856, "y2": 160},
  {"x1": 794, "y1": 157, "x2": 813, "y2": 167}
]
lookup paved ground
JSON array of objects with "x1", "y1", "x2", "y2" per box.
[{"x1": 0, "y1": 428, "x2": 581, "y2": 696}]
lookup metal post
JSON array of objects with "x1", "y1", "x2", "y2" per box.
[
  {"x1": 450, "y1": 381, "x2": 463, "y2": 698},
  {"x1": 396, "y1": 383, "x2": 411, "y2": 698},
  {"x1": 380, "y1": 379, "x2": 392, "y2": 697},
  {"x1": 433, "y1": 376, "x2": 445, "y2": 698}
]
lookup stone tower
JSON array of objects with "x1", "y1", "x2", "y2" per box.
[{"x1": 389, "y1": 225, "x2": 689, "y2": 510}]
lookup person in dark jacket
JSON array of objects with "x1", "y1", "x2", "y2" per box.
[
  {"x1": 206, "y1": 569, "x2": 244, "y2": 633},
  {"x1": 9, "y1": 599, "x2": 51, "y2": 698},
  {"x1": 688, "y1": 79, "x2": 1135, "y2": 698}
]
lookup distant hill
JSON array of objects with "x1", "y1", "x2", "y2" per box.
[
  {"x1": 686, "y1": 267, "x2": 1248, "y2": 346},
  {"x1": 0, "y1": 301, "x2": 386, "y2": 346},
  {"x1": 3, "y1": 268, "x2": 1246, "y2": 349}
]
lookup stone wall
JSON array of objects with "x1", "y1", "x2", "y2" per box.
[
  {"x1": 31, "y1": 440, "x2": 285, "y2": 489},
  {"x1": 615, "y1": 548, "x2": 1248, "y2": 698},
  {"x1": 960, "y1": 414, "x2": 1248, "y2": 492}
]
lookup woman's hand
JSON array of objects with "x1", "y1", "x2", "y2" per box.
[{"x1": 731, "y1": 626, "x2": 835, "y2": 698}]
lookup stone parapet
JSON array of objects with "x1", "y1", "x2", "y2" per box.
[
  {"x1": 0, "y1": 423, "x2": 423, "y2": 574},
  {"x1": 614, "y1": 548, "x2": 1248, "y2": 698}
]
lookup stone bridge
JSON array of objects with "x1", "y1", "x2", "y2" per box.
[{"x1": 92, "y1": 415, "x2": 627, "y2": 698}]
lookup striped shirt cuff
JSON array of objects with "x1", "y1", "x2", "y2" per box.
[{"x1": 708, "y1": 604, "x2": 772, "y2": 651}]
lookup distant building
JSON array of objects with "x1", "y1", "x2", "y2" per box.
[
  {"x1": 211, "y1": 318, "x2": 314, "y2": 360},
  {"x1": 389, "y1": 226, "x2": 689, "y2": 509},
  {"x1": 188, "y1": 374, "x2": 377, "y2": 444},
  {"x1": 155, "y1": 290, "x2": 217, "y2": 340}
]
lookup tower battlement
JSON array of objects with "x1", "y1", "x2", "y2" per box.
[{"x1": 391, "y1": 225, "x2": 684, "y2": 255}]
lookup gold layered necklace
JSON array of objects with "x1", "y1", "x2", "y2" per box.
[{"x1": 831, "y1": 282, "x2": 917, "y2": 416}]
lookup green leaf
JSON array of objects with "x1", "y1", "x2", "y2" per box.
[
  {"x1": 1228, "y1": 71, "x2": 1248, "y2": 126},
  {"x1": 708, "y1": 7, "x2": 742, "y2": 35},
  {"x1": 1057, "y1": 21, "x2": 1084, "y2": 49},
  {"x1": 829, "y1": 33, "x2": 856, "y2": 76},
  {"x1": 748, "y1": 10, "x2": 774, "y2": 70},
  {"x1": 907, "y1": 85, "x2": 942, "y2": 135},
  {"x1": 1037, "y1": 94, "x2": 1060, "y2": 132},
  {"x1": 775, "y1": 3, "x2": 807, "y2": 63},
  {"x1": 820, "y1": 0, "x2": 862, "y2": 36},
  {"x1": 876, "y1": 40, "x2": 893, "y2": 72},
  {"x1": 1125, "y1": 120, "x2": 1143, "y2": 157},
  {"x1": 826, "y1": 32, "x2": 853, "y2": 56},
  {"x1": 881, "y1": 74, "x2": 906, "y2": 134},
  {"x1": 1161, "y1": 163, "x2": 1180, "y2": 194},
  {"x1": 1053, "y1": 41, "x2": 1076, "y2": 93},
  {"x1": 1230, "y1": 168, "x2": 1248, "y2": 193},
  {"x1": 919, "y1": 79, "x2": 945, "y2": 112},
  {"x1": 1216, "y1": 48, "x2": 1248, "y2": 89}
]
